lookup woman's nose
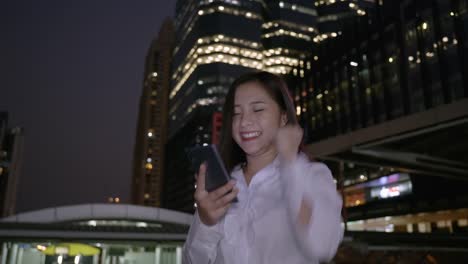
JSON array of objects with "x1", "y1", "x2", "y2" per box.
[{"x1": 240, "y1": 113, "x2": 254, "y2": 127}]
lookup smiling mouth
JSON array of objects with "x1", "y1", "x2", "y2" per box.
[{"x1": 240, "y1": 131, "x2": 262, "y2": 141}]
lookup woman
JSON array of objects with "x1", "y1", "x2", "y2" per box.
[{"x1": 183, "y1": 71, "x2": 343, "y2": 264}]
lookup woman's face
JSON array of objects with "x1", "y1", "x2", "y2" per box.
[{"x1": 232, "y1": 81, "x2": 286, "y2": 157}]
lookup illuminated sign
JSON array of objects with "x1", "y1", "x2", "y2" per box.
[{"x1": 370, "y1": 181, "x2": 412, "y2": 199}]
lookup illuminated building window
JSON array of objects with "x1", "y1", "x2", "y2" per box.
[
  {"x1": 171, "y1": 44, "x2": 264, "y2": 99},
  {"x1": 145, "y1": 163, "x2": 153, "y2": 170},
  {"x1": 262, "y1": 20, "x2": 317, "y2": 34},
  {"x1": 172, "y1": 35, "x2": 310, "y2": 99},
  {"x1": 313, "y1": 32, "x2": 341, "y2": 43},
  {"x1": 262, "y1": 29, "x2": 312, "y2": 41},
  {"x1": 459, "y1": 219, "x2": 467, "y2": 227},
  {"x1": 422, "y1": 22, "x2": 428, "y2": 30},
  {"x1": 296, "y1": 106, "x2": 301, "y2": 115},
  {"x1": 277, "y1": 2, "x2": 317, "y2": 16},
  {"x1": 186, "y1": 97, "x2": 222, "y2": 114},
  {"x1": 174, "y1": 0, "x2": 262, "y2": 54},
  {"x1": 147, "y1": 130, "x2": 154, "y2": 138},
  {"x1": 197, "y1": 4, "x2": 261, "y2": 20},
  {"x1": 172, "y1": 34, "x2": 263, "y2": 84}
]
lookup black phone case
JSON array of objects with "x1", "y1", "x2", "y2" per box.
[{"x1": 186, "y1": 144, "x2": 238, "y2": 202}]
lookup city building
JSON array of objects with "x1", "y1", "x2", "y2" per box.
[
  {"x1": 132, "y1": 19, "x2": 175, "y2": 207},
  {"x1": 288, "y1": 0, "x2": 468, "y2": 233},
  {"x1": 165, "y1": 0, "x2": 319, "y2": 213},
  {"x1": 0, "y1": 112, "x2": 24, "y2": 217},
  {"x1": 315, "y1": 0, "x2": 376, "y2": 36}
]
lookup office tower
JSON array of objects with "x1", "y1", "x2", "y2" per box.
[
  {"x1": 288, "y1": 0, "x2": 468, "y2": 230},
  {"x1": 0, "y1": 112, "x2": 24, "y2": 217},
  {"x1": 292, "y1": 0, "x2": 467, "y2": 142},
  {"x1": 164, "y1": 0, "x2": 319, "y2": 212},
  {"x1": 314, "y1": 0, "x2": 376, "y2": 35},
  {"x1": 132, "y1": 19, "x2": 175, "y2": 207}
]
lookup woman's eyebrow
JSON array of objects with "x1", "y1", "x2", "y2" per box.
[
  {"x1": 250, "y1": 101, "x2": 266, "y2": 105},
  {"x1": 234, "y1": 100, "x2": 266, "y2": 107}
]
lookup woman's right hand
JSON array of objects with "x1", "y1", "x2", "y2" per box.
[{"x1": 194, "y1": 163, "x2": 239, "y2": 226}]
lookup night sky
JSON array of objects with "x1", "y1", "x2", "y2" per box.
[{"x1": 0, "y1": 1, "x2": 175, "y2": 213}]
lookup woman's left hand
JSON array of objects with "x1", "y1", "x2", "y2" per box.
[
  {"x1": 275, "y1": 124, "x2": 303, "y2": 163},
  {"x1": 276, "y1": 124, "x2": 312, "y2": 226}
]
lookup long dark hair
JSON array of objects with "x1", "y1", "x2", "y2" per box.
[{"x1": 219, "y1": 71, "x2": 298, "y2": 173}]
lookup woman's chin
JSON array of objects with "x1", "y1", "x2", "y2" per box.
[
  {"x1": 240, "y1": 143, "x2": 261, "y2": 156},
  {"x1": 241, "y1": 144, "x2": 273, "y2": 157}
]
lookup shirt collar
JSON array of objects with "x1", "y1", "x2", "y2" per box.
[{"x1": 231, "y1": 154, "x2": 281, "y2": 186}]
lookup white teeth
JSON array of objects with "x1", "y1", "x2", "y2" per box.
[{"x1": 242, "y1": 132, "x2": 261, "y2": 138}]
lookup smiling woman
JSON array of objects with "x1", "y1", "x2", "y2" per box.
[
  {"x1": 183, "y1": 71, "x2": 344, "y2": 264},
  {"x1": 220, "y1": 71, "x2": 297, "y2": 173}
]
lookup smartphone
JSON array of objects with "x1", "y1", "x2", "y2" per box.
[{"x1": 186, "y1": 144, "x2": 238, "y2": 202}]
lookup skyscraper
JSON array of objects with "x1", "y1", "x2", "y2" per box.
[
  {"x1": 132, "y1": 19, "x2": 174, "y2": 207},
  {"x1": 164, "y1": 0, "x2": 319, "y2": 212},
  {"x1": 0, "y1": 112, "x2": 24, "y2": 217},
  {"x1": 288, "y1": 0, "x2": 468, "y2": 231}
]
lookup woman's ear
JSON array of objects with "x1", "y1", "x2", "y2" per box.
[{"x1": 280, "y1": 112, "x2": 288, "y2": 127}]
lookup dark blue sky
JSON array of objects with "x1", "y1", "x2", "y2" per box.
[{"x1": 0, "y1": 1, "x2": 175, "y2": 212}]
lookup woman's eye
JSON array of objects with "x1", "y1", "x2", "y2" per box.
[
  {"x1": 254, "y1": 109, "x2": 264, "y2": 112},
  {"x1": 233, "y1": 112, "x2": 241, "y2": 116}
]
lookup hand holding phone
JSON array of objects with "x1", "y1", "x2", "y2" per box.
[
  {"x1": 186, "y1": 144, "x2": 237, "y2": 195},
  {"x1": 193, "y1": 163, "x2": 239, "y2": 226}
]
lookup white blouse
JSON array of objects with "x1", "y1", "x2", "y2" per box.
[{"x1": 183, "y1": 153, "x2": 343, "y2": 264}]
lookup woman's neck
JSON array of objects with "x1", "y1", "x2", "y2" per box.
[{"x1": 243, "y1": 148, "x2": 277, "y2": 186}]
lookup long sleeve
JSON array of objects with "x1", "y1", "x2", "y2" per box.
[
  {"x1": 279, "y1": 155, "x2": 344, "y2": 262},
  {"x1": 182, "y1": 210, "x2": 224, "y2": 264}
]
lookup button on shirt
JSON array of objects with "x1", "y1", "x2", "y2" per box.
[{"x1": 183, "y1": 153, "x2": 344, "y2": 264}]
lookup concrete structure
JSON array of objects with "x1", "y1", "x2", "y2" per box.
[{"x1": 0, "y1": 204, "x2": 192, "y2": 264}]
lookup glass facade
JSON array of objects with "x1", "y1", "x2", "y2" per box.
[
  {"x1": 283, "y1": 0, "x2": 468, "y2": 233},
  {"x1": 291, "y1": 0, "x2": 468, "y2": 143},
  {"x1": 165, "y1": 0, "x2": 319, "y2": 213}
]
